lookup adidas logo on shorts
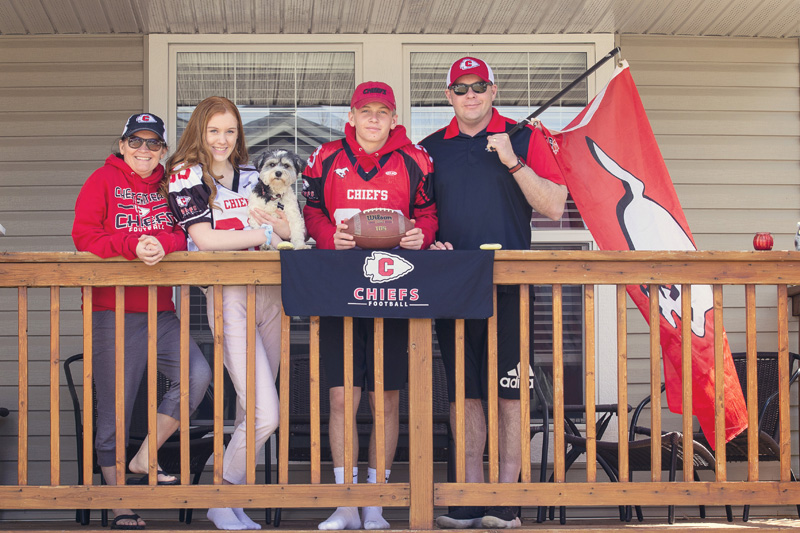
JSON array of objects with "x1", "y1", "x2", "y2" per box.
[{"x1": 500, "y1": 363, "x2": 534, "y2": 390}]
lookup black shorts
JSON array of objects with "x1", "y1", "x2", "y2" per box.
[
  {"x1": 435, "y1": 285, "x2": 535, "y2": 402},
  {"x1": 319, "y1": 316, "x2": 409, "y2": 392}
]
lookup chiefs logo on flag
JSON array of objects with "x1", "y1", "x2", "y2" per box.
[{"x1": 542, "y1": 61, "x2": 747, "y2": 446}]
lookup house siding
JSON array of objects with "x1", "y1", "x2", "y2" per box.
[
  {"x1": 0, "y1": 35, "x2": 144, "y2": 498},
  {"x1": 0, "y1": 35, "x2": 144, "y2": 251}
]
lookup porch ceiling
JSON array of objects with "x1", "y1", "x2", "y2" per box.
[{"x1": 0, "y1": 0, "x2": 797, "y2": 38}]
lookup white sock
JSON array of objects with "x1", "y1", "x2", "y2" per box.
[
  {"x1": 362, "y1": 506, "x2": 390, "y2": 530},
  {"x1": 332, "y1": 466, "x2": 359, "y2": 484},
  {"x1": 366, "y1": 467, "x2": 390, "y2": 484},
  {"x1": 318, "y1": 507, "x2": 361, "y2": 530},
  {"x1": 319, "y1": 467, "x2": 360, "y2": 530},
  {"x1": 208, "y1": 508, "x2": 246, "y2": 530},
  {"x1": 232, "y1": 508, "x2": 261, "y2": 530},
  {"x1": 362, "y1": 468, "x2": 391, "y2": 529}
]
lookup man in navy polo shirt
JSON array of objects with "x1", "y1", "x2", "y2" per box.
[{"x1": 420, "y1": 57, "x2": 568, "y2": 529}]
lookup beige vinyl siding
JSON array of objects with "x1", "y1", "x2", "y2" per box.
[
  {"x1": 0, "y1": 35, "x2": 144, "y2": 251},
  {"x1": 621, "y1": 35, "x2": 800, "y2": 251},
  {"x1": 0, "y1": 35, "x2": 144, "y2": 495},
  {"x1": 619, "y1": 35, "x2": 800, "y2": 501}
]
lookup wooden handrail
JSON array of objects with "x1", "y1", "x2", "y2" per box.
[{"x1": 3, "y1": 250, "x2": 800, "y2": 527}]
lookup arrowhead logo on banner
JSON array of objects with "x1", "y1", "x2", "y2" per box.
[
  {"x1": 542, "y1": 60, "x2": 747, "y2": 446},
  {"x1": 363, "y1": 252, "x2": 414, "y2": 283}
]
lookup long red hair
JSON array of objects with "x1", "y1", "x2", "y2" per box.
[{"x1": 161, "y1": 96, "x2": 249, "y2": 208}]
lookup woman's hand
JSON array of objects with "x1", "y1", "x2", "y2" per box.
[
  {"x1": 135, "y1": 235, "x2": 165, "y2": 265},
  {"x1": 251, "y1": 207, "x2": 291, "y2": 240},
  {"x1": 333, "y1": 223, "x2": 356, "y2": 250}
]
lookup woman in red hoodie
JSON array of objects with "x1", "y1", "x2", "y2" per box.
[{"x1": 72, "y1": 113, "x2": 212, "y2": 530}]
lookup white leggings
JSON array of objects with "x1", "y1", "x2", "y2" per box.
[{"x1": 206, "y1": 285, "x2": 282, "y2": 485}]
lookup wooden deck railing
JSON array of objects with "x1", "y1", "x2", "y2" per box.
[{"x1": 1, "y1": 250, "x2": 799, "y2": 528}]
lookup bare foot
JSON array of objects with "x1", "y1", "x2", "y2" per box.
[{"x1": 128, "y1": 457, "x2": 177, "y2": 483}]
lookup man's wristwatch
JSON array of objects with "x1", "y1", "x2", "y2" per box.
[{"x1": 507, "y1": 156, "x2": 526, "y2": 174}]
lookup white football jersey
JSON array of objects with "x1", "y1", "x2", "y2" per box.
[{"x1": 168, "y1": 163, "x2": 260, "y2": 251}]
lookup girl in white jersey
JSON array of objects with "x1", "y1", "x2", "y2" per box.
[{"x1": 164, "y1": 96, "x2": 291, "y2": 530}]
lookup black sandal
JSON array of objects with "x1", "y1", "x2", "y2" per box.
[{"x1": 110, "y1": 513, "x2": 145, "y2": 530}]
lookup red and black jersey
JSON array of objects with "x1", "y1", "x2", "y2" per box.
[
  {"x1": 167, "y1": 162, "x2": 260, "y2": 251},
  {"x1": 302, "y1": 124, "x2": 437, "y2": 250}
]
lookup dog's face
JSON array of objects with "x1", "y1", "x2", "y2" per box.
[{"x1": 253, "y1": 149, "x2": 305, "y2": 194}]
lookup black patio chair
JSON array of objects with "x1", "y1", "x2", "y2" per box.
[
  {"x1": 552, "y1": 386, "x2": 731, "y2": 525},
  {"x1": 64, "y1": 353, "x2": 217, "y2": 526},
  {"x1": 692, "y1": 351, "x2": 800, "y2": 521},
  {"x1": 626, "y1": 384, "x2": 732, "y2": 524},
  {"x1": 548, "y1": 402, "x2": 628, "y2": 524}
]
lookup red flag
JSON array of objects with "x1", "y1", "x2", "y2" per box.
[{"x1": 543, "y1": 61, "x2": 747, "y2": 446}]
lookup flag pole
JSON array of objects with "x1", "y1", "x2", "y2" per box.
[{"x1": 508, "y1": 47, "x2": 621, "y2": 136}]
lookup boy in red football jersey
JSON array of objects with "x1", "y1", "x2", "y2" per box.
[{"x1": 302, "y1": 81, "x2": 437, "y2": 530}]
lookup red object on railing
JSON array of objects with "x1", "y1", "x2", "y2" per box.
[{"x1": 753, "y1": 232, "x2": 774, "y2": 250}]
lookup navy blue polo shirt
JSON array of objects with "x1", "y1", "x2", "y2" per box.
[{"x1": 420, "y1": 108, "x2": 564, "y2": 251}]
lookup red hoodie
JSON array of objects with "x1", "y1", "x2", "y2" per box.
[{"x1": 72, "y1": 154, "x2": 186, "y2": 312}]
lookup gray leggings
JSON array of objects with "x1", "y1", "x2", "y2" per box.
[{"x1": 92, "y1": 310, "x2": 212, "y2": 467}]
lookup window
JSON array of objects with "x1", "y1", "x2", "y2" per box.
[
  {"x1": 410, "y1": 51, "x2": 588, "y2": 139},
  {"x1": 410, "y1": 51, "x2": 588, "y2": 231},
  {"x1": 175, "y1": 51, "x2": 356, "y2": 196}
]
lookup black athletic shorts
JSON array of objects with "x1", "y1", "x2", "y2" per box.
[
  {"x1": 435, "y1": 285, "x2": 535, "y2": 402},
  {"x1": 319, "y1": 316, "x2": 409, "y2": 392}
]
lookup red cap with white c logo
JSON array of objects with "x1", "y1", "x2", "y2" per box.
[{"x1": 447, "y1": 57, "x2": 495, "y2": 86}]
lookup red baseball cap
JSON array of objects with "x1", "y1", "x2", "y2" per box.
[
  {"x1": 350, "y1": 81, "x2": 396, "y2": 111},
  {"x1": 447, "y1": 57, "x2": 495, "y2": 86}
]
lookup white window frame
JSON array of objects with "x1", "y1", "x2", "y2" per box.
[{"x1": 146, "y1": 32, "x2": 618, "y2": 417}]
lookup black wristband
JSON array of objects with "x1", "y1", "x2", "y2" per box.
[{"x1": 507, "y1": 156, "x2": 525, "y2": 174}]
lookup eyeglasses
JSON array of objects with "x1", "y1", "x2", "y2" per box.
[
  {"x1": 127, "y1": 136, "x2": 165, "y2": 151},
  {"x1": 448, "y1": 81, "x2": 492, "y2": 95}
]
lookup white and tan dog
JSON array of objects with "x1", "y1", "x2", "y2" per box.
[{"x1": 249, "y1": 149, "x2": 308, "y2": 250}]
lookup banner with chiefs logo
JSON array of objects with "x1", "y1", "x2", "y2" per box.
[
  {"x1": 280, "y1": 250, "x2": 493, "y2": 319},
  {"x1": 542, "y1": 60, "x2": 747, "y2": 446}
]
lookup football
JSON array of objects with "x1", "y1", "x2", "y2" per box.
[{"x1": 342, "y1": 208, "x2": 414, "y2": 249}]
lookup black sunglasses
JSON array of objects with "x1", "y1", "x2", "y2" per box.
[
  {"x1": 127, "y1": 136, "x2": 165, "y2": 151},
  {"x1": 448, "y1": 81, "x2": 492, "y2": 95}
]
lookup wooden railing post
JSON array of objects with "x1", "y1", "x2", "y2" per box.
[{"x1": 408, "y1": 318, "x2": 433, "y2": 529}]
